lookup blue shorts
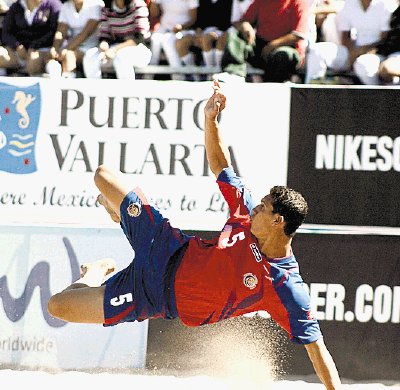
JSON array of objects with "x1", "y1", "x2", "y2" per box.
[{"x1": 103, "y1": 189, "x2": 191, "y2": 326}]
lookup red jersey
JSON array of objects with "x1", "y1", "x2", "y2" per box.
[
  {"x1": 240, "y1": 0, "x2": 310, "y2": 58},
  {"x1": 174, "y1": 167, "x2": 321, "y2": 344}
]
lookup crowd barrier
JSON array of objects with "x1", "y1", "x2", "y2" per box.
[{"x1": 0, "y1": 77, "x2": 398, "y2": 379}]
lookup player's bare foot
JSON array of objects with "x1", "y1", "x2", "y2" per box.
[
  {"x1": 97, "y1": 194, "x2": 121, "y2": 223},
  {"x1": 80, "y1": 258, "x2": 117, "y2": 278}
]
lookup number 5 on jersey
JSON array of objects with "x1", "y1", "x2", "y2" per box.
[{"x1": 219, "y1": 231, "x2": 245, "y2": 248}]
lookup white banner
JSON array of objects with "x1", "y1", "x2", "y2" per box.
[
  {"x1": 0, "y1": 78, "x2": 291, "y2": 231},
  {"x1": 0, "y1": 225, "x2": 148, "y2": 370}
]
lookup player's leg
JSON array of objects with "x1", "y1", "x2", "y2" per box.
[
  {"x1": 47, "y1": 258, "x2": 116, "y2": 323},
  {"x1": 48, "y1": 166, "x2": 130, "y2": 323},
  {"x1": 94, "y1": 164, "x2": 130, "y2": 222},
  {"x1": 97, "y1": 194, "x2": 121, "y2": 223}
]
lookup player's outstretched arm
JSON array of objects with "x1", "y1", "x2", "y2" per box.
[
  {"x1": 304, "y1": 338, "x2": 342, "y2": 389},
  {"x1": 203, "y1": 80, "x2": 231, "y2": 178}
]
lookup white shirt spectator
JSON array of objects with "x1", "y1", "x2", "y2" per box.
[
  {"x1": 305, "y1": 0, "x2": 396, "y2": 83},
  {"x1": 59, "y1": 0, "x2": 103, "y2": 51},
  {"x1": 155, "y1": 0, "x2": 198, "y2": 33},
  {"x1": 337, "y1": 0, "x2": 393, "y2": 47}
]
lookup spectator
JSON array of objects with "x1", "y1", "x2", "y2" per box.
[
  {"x1": 0, "y1": 0, "x2": 62, "y2": 76},
  {"x1": 211, "y1": 0, "x2": 253, "y2": 83},
  {"x1": 346, "y1": 2, "x2": 400, "y2": 85},
  {"x1": 0, "y1": 0, "x2": 14, "y2": 40},
  {"x1": 45, "y1": 0, "x2": 104, "y2": 78},
  {"x1": 176, "y1": 0, "x2": 233, "y2": 74},
  {"x1": 218, "y1": 0, "x2": 311, "y2": 83},
  {"x1": 147, "y1": 0, "x2": 198, "y2": 80},
  {"x1": 82, "y1": 0, "x2": 151, "y2": 79},
  {"x1": 0, "y1": 0, "x2": 14, "y2": 75},
  {"x1": 305, "y1": 0, "x2": 395, "y2": 84},
  {"x1": 311, "y1": 0, "x2": 344, "y2": 44},
  {"x1": 378, "y1": 3, "x2": 400, "y2": 84}
]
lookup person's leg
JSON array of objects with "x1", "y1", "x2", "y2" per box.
[
  {"x1": 305, "y1": 42, "x2": 348, "y2": 83},
  {"x1": 47, "y1": 258, "x2": 116, "y2": 323},
  {"x1": 176, "y1": 34, "x2": 194, "y2": 61},
  {"x1": 263, "y1": 46, "x2": 300, "y2": 82},
  {"x1": 0, "y1": 45, "x2": 21, "y2": 69},
  {"x1": 113, "y1": 47, "x2": 136, "y2": 79},
  {"x1": 94, "y1": 164, "x2": 130, "y2": 220},
  {"x1": 379, "y1": 52, "x2": 400, "y2": 84},
  {"x1": 149, "y1": 31, "x2": 163, "y2": 65},
  {"x1": 352, "y1": 53, "x2": 382, "y2": 85},
  {"x1": 25, "y1": 49, "x2": 47, "y2": 75},
  {"x1": 162, "y1": 32, "x2": 185, "y2": 80},
  {"x1": 48, "y1": 165, "x2": 130, "y2": 323},
  {"x1": 61, "y1": 49, "x2": 82, "y2": 76},
  {"x1": 161, "y1": 32, "x2": 180, "y2": 66},
  {"x1": 45, "y1": 59, "x2": 62, "y2": 78},
  {"x1": 82, "y1": 46, "x2": 103, "y2": 78},
  {"x1": 200, "y1": 31, "x2": 218, "y2": 67},
  {"x1": 215, "y1": 32, "x2": 227, "y2": 69},
  {"x1": 176, "y1": 34, "x2": 200, "y2": 80},
  {"x1": 113, "y1": 44, "x2": 152, "y2": 79},
  {"x1": 97, "y1": 194, "x2": 121, "y2": 223},
  {"x1": 321, "y1": 13, "x2": 341, "y2": 44}
]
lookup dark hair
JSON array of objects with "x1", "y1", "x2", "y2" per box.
[
  {"x1": 269, "y1": 186, "x2": 308, "y2": 237},
  {"x1": 103, "y1": 0, "x2": 132, "y2": 10}
]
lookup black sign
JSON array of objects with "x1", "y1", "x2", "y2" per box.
[
  {"x1": 289, "y1": 233, "x2": 400, "y2": 380},
  {"x1": 288, "y1": 87, "x2": 400, "y2": 227}
]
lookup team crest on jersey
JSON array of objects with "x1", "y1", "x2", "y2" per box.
[
  {"x1": 243, "y1": 273, "x2": 258, "y2": 290},
  {"x1": 306, "y1": 309, "x2": 316, "y2": 320},
  {"x1": 250, "y1": 243, "x2": 262, "y2": 262},
  {"x1": 127, "y1": 202, "x2": 141, "y2": 217}
]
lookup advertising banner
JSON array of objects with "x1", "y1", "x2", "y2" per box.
[
  {"x1": 291, "y1": 232, "x2": 400, "y2": 380},
  {"x1": 288, "y1": 86, "x2": 400, "y2": 227},
  {"x1": 0, "y1": 225, "x2": 148, "y2": 370},
  {"x1": 0, "y1": 78, "x2": 291, "y2": 231}
]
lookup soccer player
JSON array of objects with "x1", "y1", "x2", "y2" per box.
[{"x1": 48, "y1": 81, "x2": 342, "y2": 389}]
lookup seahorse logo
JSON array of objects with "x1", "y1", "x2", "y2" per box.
[
  {"x1": 12, "y1": 90, "x2": 36, "y2": 129},
  {"x1": 0, "y1": 81, "x2": 40, "y2": 174}
]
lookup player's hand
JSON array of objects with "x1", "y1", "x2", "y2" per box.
[{"x1": 204, "y1": 80, "x2": 226, "y2": 119}]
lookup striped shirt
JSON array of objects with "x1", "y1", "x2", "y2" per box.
[{"x1": 99, "y1": 0, "x2": 150, "y2": 44}]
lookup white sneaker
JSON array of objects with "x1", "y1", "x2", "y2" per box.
[{"x1": 80, "y1": 258, "x2": 116, "y2": 279}]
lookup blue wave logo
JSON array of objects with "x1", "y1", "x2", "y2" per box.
[
  {"x1": 0, "y1": 82, "x2": 41, "y2": 174},
  {"x1": 0, "y1": 237, "x2": 80, "y2": 327}
]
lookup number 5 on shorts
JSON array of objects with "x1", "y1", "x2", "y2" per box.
[{"x1": 110, "y1": 293, "x2": 133, "y2": 306}]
